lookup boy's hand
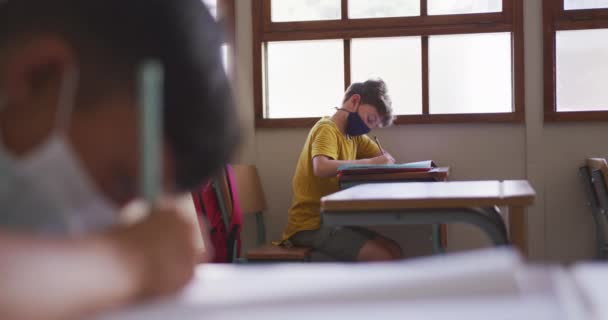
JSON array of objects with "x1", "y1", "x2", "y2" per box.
[
  {"x1": 105, "y1": 201, "x2": 199, "y2": 300},
  {"x1": 370, "y1": 153, "x2": 396, "y2": 165}
]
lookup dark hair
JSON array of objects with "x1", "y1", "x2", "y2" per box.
[
  {"x1": 343, "y1": 79, "x2": 394, "y2": 127},
  {"x1": 0, "y1": 0, "x2": 240, "y2": 191}
]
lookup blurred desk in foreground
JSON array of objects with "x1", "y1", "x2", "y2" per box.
[{"x1": 97, "y1": 249, "x2": 590, "y2": 320}]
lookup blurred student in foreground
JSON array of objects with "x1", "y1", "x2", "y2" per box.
[{"x1": 0, "y1": 0, "x2": 239, "y2": 319}]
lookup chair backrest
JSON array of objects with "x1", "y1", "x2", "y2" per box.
[
  {"x1": 587, "y1": 158, "x2": 608, "y2": 191},
  {"x1": 592, "y1": 170, "x2": 608, "y2": 211},
  {"x1": 582, "y1": 159, "x2": 608, "y2": 259},
  {"x1": 209, "y1": 165, "x2": 243, "y2": 262},
  {"x1": 580, "y1": 166, "x2": 600, "y2": 209},
  {"x1": 232, "y1": 164, "x2": 268, "y2": 215},
  {"x1": 214, "y1": 169, "x2": 234, "y2": 221}
]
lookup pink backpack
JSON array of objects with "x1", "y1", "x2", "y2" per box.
[{"x1": 191, "y1": 165, "x2": 242, "y2": 263}]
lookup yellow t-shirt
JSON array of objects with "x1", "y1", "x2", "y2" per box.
[{"x1": 282, "y1": 117, "x2": 381, "y2": 240}]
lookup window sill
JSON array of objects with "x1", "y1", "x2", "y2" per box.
[
  {"x1": 545, "y1": 111, "x2": 608, "y2": 122},
  {"x1": 255, "y1": 113, "x2": 525, "y2": 128}
]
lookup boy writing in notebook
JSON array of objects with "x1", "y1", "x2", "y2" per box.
[
  {"x1": 283, "y1": 79, "x2": 403, "y2": 261},
  {"x1": 0, "y1": 0, "x2": 239, "y2": 319}
]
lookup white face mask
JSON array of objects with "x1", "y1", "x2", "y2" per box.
[{"x1": 0, "y1": 69, "x2": 118, "y2": 235}]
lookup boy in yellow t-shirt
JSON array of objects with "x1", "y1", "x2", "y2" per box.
[{"x1": 283, "y1": 79, "x2": 402, "y2": 262}]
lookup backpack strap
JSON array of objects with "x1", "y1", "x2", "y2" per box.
[
  {"x1": 224, "y1": 164, "x2": 243, "y2": 260},
  {"x1": 193, "y1": 183, "x2": 216, "y2": 234}
]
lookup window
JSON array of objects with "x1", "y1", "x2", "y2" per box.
[
  {"x1": 266, "y1": 40, "x2": 344, "y2": 118},
  {"x1": 253, "y1": 0, "x2": 524, "y2": 127},
  {"x1": 349, "y1": 0, "x2": 420, "y2": 19},
  {"x1": 202, "y1": 0, "x2": 235, "y2": 75},
  {"x1": 564, "y1": 0, "x2": 608, "y2": 10},
  {"x1": 272, "y1": 0, "x2": 341, "y2": 22},
  {"x1": 544, "y1": 0, "x2": 608, "y2": 121},
  {"x1": 429, "y1": 32, "x2": 512, "y2": 114},
  {"x1": 351, "y1": 37, "x2": 422, "y2": 115},
  {"x1": 428, "y1": 0, "x2": 502, "y2": 15}
]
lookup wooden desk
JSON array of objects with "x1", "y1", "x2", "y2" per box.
[{"x1": 321, "y1": 180, "x2": 535, "y2": 255}]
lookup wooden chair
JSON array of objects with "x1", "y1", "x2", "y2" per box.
[
  {"x1": 224, "y1": 165, "x2": 312, "y2": 262},
  {"x1": 587, "y1": 158, "x2": 608, "y2": 224},
  {"x1": 580, "y1": 158, "x2": 608, "y2": 259}
]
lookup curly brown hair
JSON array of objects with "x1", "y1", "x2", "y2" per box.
[{"x1": 343, "y1": 78, "x2": 394, "y2": 127}]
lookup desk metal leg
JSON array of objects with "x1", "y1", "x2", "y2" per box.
[
  {"x1": 483, "y1": 206, "x2": 509, "y2": 241},
  {"x1": 431, "y1": 224, "x2": 444, "y2": 254}
]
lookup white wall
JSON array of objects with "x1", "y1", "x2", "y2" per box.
[{"x1": 233, "y1": 0, "x2": 608, "y2": 262}]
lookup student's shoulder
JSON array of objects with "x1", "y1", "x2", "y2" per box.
[
  {"x1": 311, "y1": 117, "x2": 339, "y2": 134},
  {"x1": 353, "y1": 134, "x2": 373, "y2": 143}
]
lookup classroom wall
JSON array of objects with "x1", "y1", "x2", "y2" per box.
[
  {"x1": 233, "y1": 0, "x2": 608, "y2": 262},
  {"x1": 543, "y1": 125, "x2": 608, "y2": 262}
]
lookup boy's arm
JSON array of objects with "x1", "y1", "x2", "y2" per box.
[
  {"x1": 0, "y1": 202, "x2": 199, "y2": 320},
  {"x1": 356, "y1": 135, "x2": 397, "y2": 160},
  {"x1": 356, "y1": 135, "x2": 383, "y2": 159},
  {"x1": 312, "y1": 154, "x2": 394, "y2": 178},
  {"x1": 310, "y1": 126, "x2": 395, "y2": 178}
]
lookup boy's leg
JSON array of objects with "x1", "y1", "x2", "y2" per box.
[
  {"x1": 289, "y1": 227, "x2": 400, "y2": 262},
  {"x1": 289, "y1": 227, "x2": 368, "y2": 261},
  {"x1": 349, "y1": 227, "x2": 403, "y2": 261},
  {"x1": 352, "y1": 227, "x2": 404, "y2": 259},
  {"x1": 373, "y1": 236, "x2": 404, "y2": 259}
]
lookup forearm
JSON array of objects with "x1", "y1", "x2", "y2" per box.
[
  {"x1": 0, "y1": 232, "x2": 140, "y2": 320},
  {"x1": 313, "y1": 157, "x2": 374, "y2": 178}
]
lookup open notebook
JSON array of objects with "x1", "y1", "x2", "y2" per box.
[{"x1": 338, "y1": 160, "x2": 437, "y2": 176}]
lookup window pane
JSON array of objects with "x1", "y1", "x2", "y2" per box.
[
  {"x1": 351, "y1": 37, "x2": 422, "y2": 115},
  {"x1": 349, "y1": 0, "x2": 419, "y2": 18},
  {"x1": 266, "y1": 40, "x2": 344, "y2": 118},
  {"x1": 429, "y1": 33, "x2": 512, "y2": 114},
  {"x1": 564, "y1": 0, "x2": 608, "y2": 10},
  {"x1": 556, "y1": 29, "x2": 608, "y2": 112},
  {"x1": 202, "y1": 0, "x2": 218, "y2": 19},
  {"x1": 271, "y1": 0, "x2": 341, "y2": 22},
  {"x1": 428, "y1": 0, "x2": 502, "y2": 15}
]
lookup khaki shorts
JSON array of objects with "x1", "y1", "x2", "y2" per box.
[{"x1": 289, "y1": 226, "x2": 380, "y2": 262}]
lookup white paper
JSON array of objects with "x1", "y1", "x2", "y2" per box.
[{"x1": 97, "y1": 249, "x2": 578, "y2": 320}]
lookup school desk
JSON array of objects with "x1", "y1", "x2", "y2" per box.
[
  {"x1": 322, "y1": 180, "x2": 535, "y2": 255},
  {"x1": 338, "y1": 167, "x2": 451, "y2": 253}
]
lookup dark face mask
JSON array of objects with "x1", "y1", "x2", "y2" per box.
[{"x1": 345, "y1": 109, "x2": 371, "y2": 137}]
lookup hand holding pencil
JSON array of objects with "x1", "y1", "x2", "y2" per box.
[{"x1": 372, "y1": 136, "x2": 395, "y2": 164}]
